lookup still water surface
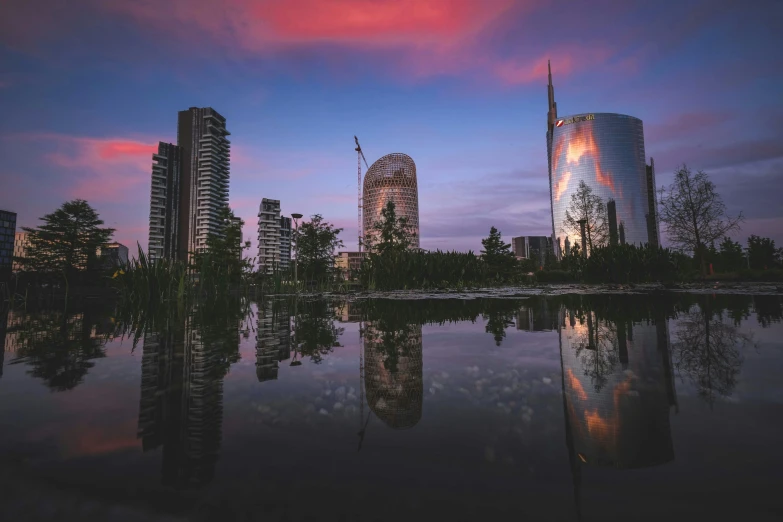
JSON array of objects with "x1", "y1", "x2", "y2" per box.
[{"x1": 1, "y1": 294, "x2": 782, "y2": 521}]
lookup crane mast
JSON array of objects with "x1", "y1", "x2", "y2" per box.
[{"x1": 354, "y1": 136, "x2": 368, "y2": 254}]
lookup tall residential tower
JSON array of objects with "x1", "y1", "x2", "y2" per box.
[{"x1": 148, "y1": 107, "x2": 231, "y2": 262}]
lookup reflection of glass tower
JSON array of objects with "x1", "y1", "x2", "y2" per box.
[
  {"x1": 256, "y1": 302, "x2": 291, "y2": 382},
  {"x1": 137, "y1": 318, "x2": 227, "y2": 488},
  {"x1": 558, "y1": 308, "x2": 677, "y2": 516},
  {"x1": 559, "y1": 309, "x2": 676, "y2": 469},
  {"x1": 363, "y1": 323, "x2": 423, "y2": 429}
]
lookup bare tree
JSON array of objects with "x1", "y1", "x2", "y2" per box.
[
  {"x1": 658, "y1": 165, "x2": 743, "y2": 275},
  {"x1": 563, "y1": 180, "x2": 608, "y2": 255}
]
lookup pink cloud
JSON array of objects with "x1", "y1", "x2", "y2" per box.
[{"x1": 11, "y1": 133, "x2": 158, "y2": 201}]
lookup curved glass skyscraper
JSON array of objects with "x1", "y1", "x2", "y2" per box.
[
  {"x1": 362, "y1": 153, "x2": 420, "y2": 249},
  {"x1": 546, "y1": 63, "x2": 657, "y2": 258}
]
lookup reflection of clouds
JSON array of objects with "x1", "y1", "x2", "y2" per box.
[
  {"x1": 363, "y1": 322, "x2": 423, "y2": 429},
  {"x1": 560, "y1": 309, "x2": 675, "y2": 469}
]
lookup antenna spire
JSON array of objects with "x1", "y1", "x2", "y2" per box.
[{"x1": 547, "y1": 59, "x2": 558, "y2": 131}]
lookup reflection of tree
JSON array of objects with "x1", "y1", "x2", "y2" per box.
[
  {"x1": 568, "y1": 312, "x2": 619, "y2": 393},
  {"x1": 482, "y1": 301, "x2": 517, "y2": 346},
  {"x1": 363, "y1": 320, "x2": 423, "y2": 429},
  {"x1": 10, "y1": 307, "x2": 108, "y2": 391},
  {"x1": 672, "y1": 299, "x2": 751, "y2": 406},
  {"x1": 293, "y1": 300, "x2": 343, "y2": 364},
  {"x1": 753, "y1": 296, "x2": 783, "y2": 329}
]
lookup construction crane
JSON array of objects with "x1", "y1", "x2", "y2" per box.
[{"x1": 354, "y1": 136, "x2": 369, "y2": 254}]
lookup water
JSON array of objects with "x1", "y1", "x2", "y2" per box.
[{"x1": 1, "y1": 293, "x2": 782, "y2": 521}]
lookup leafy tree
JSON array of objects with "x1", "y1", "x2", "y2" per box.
[
  {"x1": 19, "y1": 199, "x2": 115, "y2": 274},
  {"x1": 718, "y1": 236, "x2": 745, "y2": 272},
  {"x1": 658, "y1": 165, "x2": 743, "y2": 275},
  {"x1": 191, "y1": 206, "x2": 251, "y2": 286},
  {"x1": 293, "y1": 214, "x2": 344, "y2": 282},
  {"x1": 364, "y1": 200, "x2": 417, "y2": 255},
  {"x1": 480, "y1": 226, "x2": 516, "y2": 276},
  {"x1": 563, "y1": 180, "x2": 608, "y2": 255},
  {"x1": 747, "y1": 235, "x2": 781, "y2": 270}
]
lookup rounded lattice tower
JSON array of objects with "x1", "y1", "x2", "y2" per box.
[
  {"x1": 363, "y1": 323, "x2": 423, "y2": 429},
  {"x1": 363, "y1": 153, "x2": 419, "y2": 249}
]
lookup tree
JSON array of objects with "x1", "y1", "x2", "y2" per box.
[
  {"x1": 658, "y1": 165, "x2": 743, "y2": 275},
  {"x1": 365, "y1": 200, "x2": 417, "y2": 255},
  {"x1": 718, "y1": 236, "x2": 744, "y2": 272},
  {"x1": 191, "y1": 206, "x2": 251, "y2": 286},
  {"x1": 480, "y1": 227, "x2": 516, "y2": 276},
  {"x1": 563, "y1": 180, "x2": 608, "y2": 255},
  {"x1": 293, "y1": 214, "x2": 344, "y2": 282},
  {"x1": 20, "y1": 199, "x2": 115, "y2": 274},
  {"x1": 747, "y1": 235, "x2": 781, "y2": 270}
]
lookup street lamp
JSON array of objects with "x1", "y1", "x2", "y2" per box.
[{"x1": 292, "y1": 213, "x2": 303, "y2": 291}]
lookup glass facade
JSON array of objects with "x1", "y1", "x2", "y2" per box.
[
  {"x1": 363, "y1": 153, "x2": 420, "y2": 249},
  {"x1": 549, "y1": 113, "x2": 649, "y2": 257}
]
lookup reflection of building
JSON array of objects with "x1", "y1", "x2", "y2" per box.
[
  {"x1": 0, "y1": 307, "x2": 8, "y2": 378},
  {"x1": 98, "y1": 243, "x2": 129, "y2": 267},
  {"x1": 334, "y1": 251, "x2": 365, "y2": 279},
  {"x1": 137, "y1": 319, "x2": 228, "y2": 488},
  {"x1": 546, "y1": 64, "x2": 657, "y2": 258},
  {"x1": 363, "y1": 153, "x2": 419, "y2": 250},
  {"x1": 335, "y1": 302, "x2": 361, "y2": 323},
  {"x1": 559, "y1": 309, "x2": 676, "y2": 470},
  {"x1": 363, "y1": 323, "x2": 423, "y2": 429},
  {"x1": 256, "y1": 303, "x2": 292, "y2": 382},
  {"x1": 257, "y1": 199, "x2": 281, "y2": 275},
  {"x1": 516, "y1": 300, "x2": 556, "y2": 332},
  {"x1": 511, "y1": 236, "x2": 553, "y2": 267},
  {"x1": 0, "y1": 210, "x2": 16, "y2": 276},
  {"x1": 279, "y1": 216, "x2": 292, "y2": 272}
]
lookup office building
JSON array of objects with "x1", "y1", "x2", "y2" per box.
[
  {"x1": 98, "y1": 242, "x2": 129, "y2": 268},
  {"x1": 257, "y1": 199, "x2": 281, "y2": 274},
  {"x1": 334, "y1": 251, "x2": 365, "y2": 280},
  {"x1": 511, "y1": 236, "x2": 553, "y2": 267},
  {"x1": 12, "y1": 231, "x2": 28, "y2": 271},
  {"x1": 279, "y1": 216, "x2": 292, "y2": 272},
  {"x1": 0, "y1": 210, "x2": 16, "y2": 276},
  {"x1": 607, "y1": 200, "x2": 619, "y2": 247},
  {"x1": 148, "y1": 108, "x2": 231, "y2": 263},
  {"x1": 646, "y1": 158, "x2": 660, "y2": 248},
  {"x1": 363, "y1": 153, "x2": 420, "y2": 250},
  {"x1": 546, "y1": 63, "x2": 657, "y2": 258}
]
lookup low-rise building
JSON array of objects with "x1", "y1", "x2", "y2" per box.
[
  {"x1": 98, "y1": 243, "x2": 129, "y2": 268},
  {"x1": 511, "y1": 236, "x2": 553, "y2": 268},
  {"x1": 334, "y1": 251, "x2": 365, "y2": 280}
]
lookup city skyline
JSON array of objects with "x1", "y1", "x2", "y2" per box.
[{"x1": 1, "y1": 0, "x2": 781, "y2": 256}]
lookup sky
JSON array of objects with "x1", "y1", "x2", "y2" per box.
[{"x1": 1, "y1": 0, "x2": 782, "y2": 257}]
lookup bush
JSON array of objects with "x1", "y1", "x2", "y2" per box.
[{"x1": 534, "y1": 270, "x2": 575, "y2": 283}]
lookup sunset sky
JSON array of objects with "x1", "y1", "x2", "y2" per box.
[{"x1": 1, "y1": 0, "x2": 781, "y2": 256}]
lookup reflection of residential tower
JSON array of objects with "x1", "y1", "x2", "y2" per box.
[
  {"x1": 363, "y1": 323, "x2": 423, "y2": 429},
  {"x1": 137, "y1": 319, "x2": 227, "y2": 488},
  {"x1": 558, "y1": 308, "x2": 676, "y2": 515},
  {"x1": 256, "y1": 303, "x2": 292, "y2": 382},
  {"x1": 0, "y1": 307, "x2": 8, "y2": 378}
]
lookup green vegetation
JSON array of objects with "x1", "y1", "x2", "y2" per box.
[{"x1": 292, "y1": 214, "x2": 345, "y2": 287}]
